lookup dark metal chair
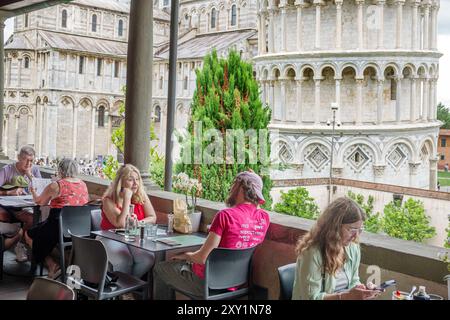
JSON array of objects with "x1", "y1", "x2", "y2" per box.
[
  {"x1": 172, "y1": 246, "x2": 257, "y2": 300},
  {"x1": 69, "y1": 233, "x2": 148, "y2": 300},
  {"x1": 58, "y1": 206, "x2": 93, "y2": 283},
  {"x1": 27, "y1": 277, "x2": 75, "y2": 300},
  {"x1": 277, "y1": 263, "x2": 296, "y2": 300}
]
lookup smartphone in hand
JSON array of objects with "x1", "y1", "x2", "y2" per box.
[{"x1": 375, "y1": 280, "x2": 396, "y2": 291}]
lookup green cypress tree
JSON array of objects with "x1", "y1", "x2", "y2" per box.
[{"x1": 176, "y1": 50, "x2": 273, "y2": 208}]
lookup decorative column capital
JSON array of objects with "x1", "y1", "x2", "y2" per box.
[
  {"x1": 313, "y1": 76, "x2": 324, "y2": 82},
  {"x1": 377, "y1": 77, "x2": 385, "y2": 84},
  {"x1": 355, "y1": 0, "x2": 365, "y2": 5},
  {"x1": 313, "y1": 0, "x2": 325, "y2": 6},
  {"x1": 377, "y1": 0, "x2": 386, "y2": 5},
  {"x1": 373, "y1": 165, "x2": 386, "y2": 177},
  {"x1": 409, "y1": 162, "x2": 421, "y2": 175},
  {"x1": 394, "y1": 0, "x2": 405, "y2": 5},
  {"x1": 356, "y1": 78, "x2": 364, "y2": 85},
  {"x1": 332, "y1": 167, "x2": 343, "y2": 177},
  {"x1": 295, "y1": 0, "x2": 306, "y2": 7},
  {"x1": 292, "y1": 163, "x2": 304, "y2": 173},
  {"x1": 335, "y1": 0, "x2": 344, "y2": 5},
  {"x1": 429, "y1": 158, "x2": 438, "y2": 166}
]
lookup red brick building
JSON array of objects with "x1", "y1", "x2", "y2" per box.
[{"x1": 438, "y1": 129, "x2": 450, "y2": 170}]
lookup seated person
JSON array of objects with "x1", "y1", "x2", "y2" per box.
[
  {"x1": 24, "y1": 159, "x2": 89, "y2": 279},
  {"x1": 100, "y1": 164, "x2": 156, "y2": 279},
  {"x1": 0, "y1": 145, "x2": 41, "y2": 231},
  {"x1": 292, "y1": 197, "x2": 380, "y2": 300},
  {"x1": 153, "y1": 170, "x2": 270, "y2": 300}
]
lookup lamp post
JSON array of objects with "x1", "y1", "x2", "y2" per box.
[{"x1": 327, "y1": 103, "x2": 339, "y2": 205}]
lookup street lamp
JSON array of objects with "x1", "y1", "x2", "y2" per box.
[{"x1": 327, "y1": 102, "x2": 340, "y2": 205}]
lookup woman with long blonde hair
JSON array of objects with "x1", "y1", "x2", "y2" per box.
[
  {"x1": 99, "y1": 164, "x2": 156, "y2": 278},
  {"x1": 292, "y1": 197, "x2": 380, "y2": 300}
]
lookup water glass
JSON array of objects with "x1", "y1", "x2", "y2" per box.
[
  {"x1": 124, "y1": 215, "x2": 138, "y2": 242},
  {"x1": 146, "y1": 223, "x2": 158, "y2": 239}
]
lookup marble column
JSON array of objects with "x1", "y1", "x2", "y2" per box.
[
  {"x1": 410, "y1": 76, "x2": 417, "y2": 122},
  {"x1": 314, "y1": 0, "x2": 323, "y2": 49},
  {"x1": 314, "y1": 78, "x2": 322, "y2": 124},
  {"x1": 269, "y1": 80, "x2": 275, "y2": 115},
  {"x1": 257, "y1": 13, "x2": 262, "y2": 53},
  {"x1": 428, "y1": 79, "x2": 435, "y2": 120},
  {"x1": 377, "y1": 0, "x2": 385, "y2": 49},
  {"x1": 260, "y1": 12, "x2": 267, "y2": 54},
  {"x1": 395, "y1": 0, "x2": 405, "y2": 49},
  {"x1": 377, "y1": 79, "x2": 384, "y2": 124},
  {"x1": 422, "y1": 78, "x2": 429, "y2": 121},
  {"x1": 356, "y1": 0, "x2": 364, "y2": 50},
  {"x1": 356, "y1": 78, "x2": 363, "y2": 125},
  {"x1": 295, "y1": 0, "x2": 304, "y2": 51},
  {"x1": 296, "y1": 78, "x2": 303, "y2": 124},
  {"x1": 17, "y1": 58, "x2": 22, "y2": 88},
  {"x1": 90, "y1": 106, "x2": 95, "y2": 160},
  {"x1": 411, "y1": 0, "x2": 419, "y2": 50},
  {"x1": 335, "y1": 0, "x2": 343, "y2": 50},
  {"x1": 429, "y1": 158, "x2": 438, "y2": 190},
  {"x1": 395, "y1": 76, "x2": 402, "y2": 123},
  {"x1": 335, "y1": 77, "x2": 341, "y2": 122},
  {"x1": 280, "y1": 79, "x2": 287, "y2": 121},
  {"x1": 268, "y1": 8, "x2": 275, "y2": 53},
  {"x1": 72, "y1": 104, "x2": 78, "y2": 159},
  {"x1": 124, "y1": 0, "x2": 154, "y2": 184},
  {"x1": 280, "y1": 0, "x2": 287, "y2": 52},
  {"x1": 423, "y1": 2, "x2": 430, "y2": 50}
]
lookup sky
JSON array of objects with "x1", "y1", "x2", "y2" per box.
[{"x1": 3, "y1": 2, "x2": 450, "y2": 106}]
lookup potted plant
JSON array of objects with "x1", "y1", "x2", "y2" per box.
[{"x1": 173, "y1": 172, "x2": 203, "y2": 232}]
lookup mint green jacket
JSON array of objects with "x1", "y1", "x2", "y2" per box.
[{"x1": 292, "y1": 242, "x2": 362, "y2": 300}]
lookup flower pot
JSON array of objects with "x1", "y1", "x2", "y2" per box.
[{"x1": 189, "y1": 211, "x2": 202, "y2": 233}]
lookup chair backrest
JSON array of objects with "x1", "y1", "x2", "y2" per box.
[
  {"x1": 90, "y1": 208, "x2": 102, "y2": 231},
  {"x1": 27, "y1": 277, "x2": 75, "y2": 300},
  {"x1": 59, "y1": 206, "x2": 93, "y2": 239},
  {"x1": 277, "y1": 263, "x2": 296, "y2": 300},
  {"x1": 70, "y1": 233, "x2": 108, "y2": 297},
  {"x1": 205, "y1": 246, "x2": 257, "y2": 292}
]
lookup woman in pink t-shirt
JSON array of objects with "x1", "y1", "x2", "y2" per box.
[{"x1": 153, "y1": 171, "x2": 270, "y2": 300}]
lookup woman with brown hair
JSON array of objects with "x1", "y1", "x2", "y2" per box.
[{"x1": 292, "y1": 197, "x2": 380, "y2": 300}]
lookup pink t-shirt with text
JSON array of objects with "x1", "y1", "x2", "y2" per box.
[{"x1": 192, "y1": 203, "x2": 270, "y2": 278}]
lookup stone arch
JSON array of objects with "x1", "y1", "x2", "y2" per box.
[
  {"x1": 96, "y1": 99, "x2": 110, "y2": 111},
  {"x1": 298, "y1": 137, "x2": 331, "y2": 163},
  {"x1": 419, "y1": 136, "x2": 436, "y2": 159},
  {"x1": 299, "y1": 64, "x2": 316, "y2": 78},
  {"x1": 339, "y1": 63, "x2": 358, "y2": 79},
  {"x1": 382, "y1": 137, "x2": 418, "y2": 163},
  {"x1": 42, "y1": 96, "x2": 49, "y2": 104},
  {"x1": 383, "y1": 63, "x2": 400, "y2": 77},
  {"x1": 417, "y1": 64, "x2": 429, "y2": 78},
  {"x1": 35, "y1": 96, "x2": 41, "y2": 104},
  {"x1": 261, "y1": 68, "x2": 269, "y2": 80},
  {"x1": 269, "y1": 65, "x2": 282, "y2": 79},
  {"x1": 319, "y1": 63, "x2": 338, "y2": 78},
  {"x1": 17, "y1": 105, "x2": 31, "y2": 115},
  {"x1": 60, "y1": 95, "x2": 75, "y2": 107},
  {"x1": 337, "y1": 137, "x2": 381, "y2": 165},
  {"x1": 361, "y1": 63, "x2": 381, "y2": 78},
  {"x1": 78, "y1": 97, "x2": 94, "y2": 108},
  {"x1": 7, "y1": 105, "x2": 16, "y2": 114},
  {"x1": 282, "y1": 64, "x2": 296, "y2": 78},
  {"x1": 271, "y1": 136, "x2": 296, "y2": 164},
  {"x1": 402, "y1": 63, "x2": 416, "y2": 77}
]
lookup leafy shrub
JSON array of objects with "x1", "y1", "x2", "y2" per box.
[
  {"x1": 381, "y1": 198, "x2": 436, "y2": 243},
  {"x1": 273, "y1": 187, "x2": 319, "y2": 220}
]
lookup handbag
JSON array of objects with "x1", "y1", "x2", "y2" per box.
[{"x1": 173, "y1": 198, "x2": 192, "y2": 234}]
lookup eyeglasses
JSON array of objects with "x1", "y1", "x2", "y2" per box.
[{"x1": 345, "y1": 226, "x2": 364, "y2": 235}]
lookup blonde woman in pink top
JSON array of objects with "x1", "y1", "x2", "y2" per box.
[{"x1": 153, "y1": 171, "x2": 270, "y2": 300}]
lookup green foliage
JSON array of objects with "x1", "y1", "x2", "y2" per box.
[
  {"x1": 273, "y1": 187, "x2": 319, "y2": 220},
  {"x1": 437, "y1": 103, "x2": 450, "y2": 129},
  {"x1": 176, "y1": 49, "x2": 273, "y2": 209},
  {"x1": 103, "y1": 155, "x2": 120, "y2": 180},
  {"x1": 104, "y1": 86, "x2": 163, "y2": 186},
  {"x1": 382, "y1": 198, "x2": 436, "y2": 243},
  {"x1": 347, "y1": 191, "x2": 381, "y2": 233}
]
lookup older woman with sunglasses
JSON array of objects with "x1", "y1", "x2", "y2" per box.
[{"x1": 292, "y1": 197, "x2": 380, "y2": 300}]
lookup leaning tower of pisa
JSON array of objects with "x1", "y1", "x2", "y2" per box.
[{"x1": 255, "y1": 0, "x2": 441, "y2": 189}]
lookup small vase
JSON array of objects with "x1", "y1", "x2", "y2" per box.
[{"x1": 189, "y1": 210, "x2": 202, "y2": 233}]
